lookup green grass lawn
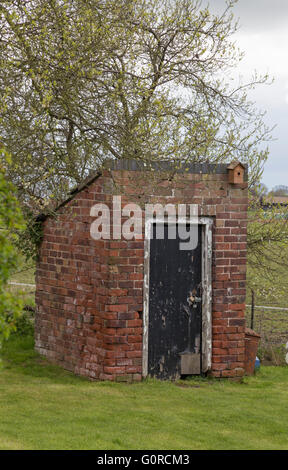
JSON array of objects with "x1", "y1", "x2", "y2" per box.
[{"x1": 0, "y1": 336, "x2": 288, "y2": 450}]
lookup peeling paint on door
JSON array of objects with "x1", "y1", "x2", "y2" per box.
[
  {"x1": 148, "y1": 223, "x2": 202, "y2": 380},
  {"x1": 142, "y1": 218, "x2": 213, "y2": 379}
]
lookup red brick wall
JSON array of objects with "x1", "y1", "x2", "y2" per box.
[{"x1": 35, "y1": 166, "x2": 248, "y2": 380}]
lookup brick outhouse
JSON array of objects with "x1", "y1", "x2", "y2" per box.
[{"x1": 35, "y1": 160, "x2": 248, "y2": 381}]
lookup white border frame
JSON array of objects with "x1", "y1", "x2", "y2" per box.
[{"x1": 142, "y1": 217, "x2": 213, "y2": 377}]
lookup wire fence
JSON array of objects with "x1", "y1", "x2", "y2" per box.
[{"x1": 245, "y1": 303, "x2": 288, "y2": 365}]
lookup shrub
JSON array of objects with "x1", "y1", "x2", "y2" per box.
[{"x1": 0, "y1": 148, "x2": 26, "y2": 347}]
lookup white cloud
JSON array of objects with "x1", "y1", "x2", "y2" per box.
[
  {"x1": 285, "y1": 82, "x2": 288, "y2": 105},
  {"x1": 205, "y1": 0, "x2": 288, "y2": 187},
  {"x1": 235, "y1": 30, "x2": 288, "y2": 78},
  {"x1": 233, "y1": 30, "x2": 288, "y2": 108},
  {"x1": 208, "y1": 0, "x2": 288, "y2": 33}
]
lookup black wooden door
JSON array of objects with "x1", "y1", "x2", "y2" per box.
[{"x1": 148, "y1": 223, "x2": 202, "y2": 379}]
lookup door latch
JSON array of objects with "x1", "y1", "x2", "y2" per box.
[{"x1": 187, "y1": 294, "x2": 202, "y2": 308}]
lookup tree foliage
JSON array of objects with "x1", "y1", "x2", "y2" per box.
[
  {"x1": 247, "y1": 187, "x2": 288, "y2": 298},
  {"x1": 0, "y1": 149, "x2": 25, "y2": 346},
  {"x1": 0, "y1": 0, "x2": 272, "y2": 209}
]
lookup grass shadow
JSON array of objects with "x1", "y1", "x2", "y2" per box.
[{"x1": 1, "y1": 335, "x2": 89, "y2": 384}]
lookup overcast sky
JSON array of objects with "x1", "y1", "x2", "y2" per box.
[{"x1": 208, "y1": 0, "x2": 288, "y2": 189}]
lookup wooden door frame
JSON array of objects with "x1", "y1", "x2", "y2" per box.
[{"x1": 142, "y1": 217, "x2": 213, "y2": 377}]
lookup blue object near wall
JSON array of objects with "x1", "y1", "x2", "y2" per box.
[{"x1": 255, "y1": 356, "x2": 260, "y2": 371}]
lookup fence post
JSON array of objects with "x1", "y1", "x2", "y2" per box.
[{"x1": 250, "y1": 289, "x2": 255, "y2": 330}]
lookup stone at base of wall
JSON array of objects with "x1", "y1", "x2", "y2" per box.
[
  {"x1": 208, "y1": 367, "x2": 245, "y2": 378},
  {"x1": 35, "y1": 344, "x2": 246, "y2": 382}
]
